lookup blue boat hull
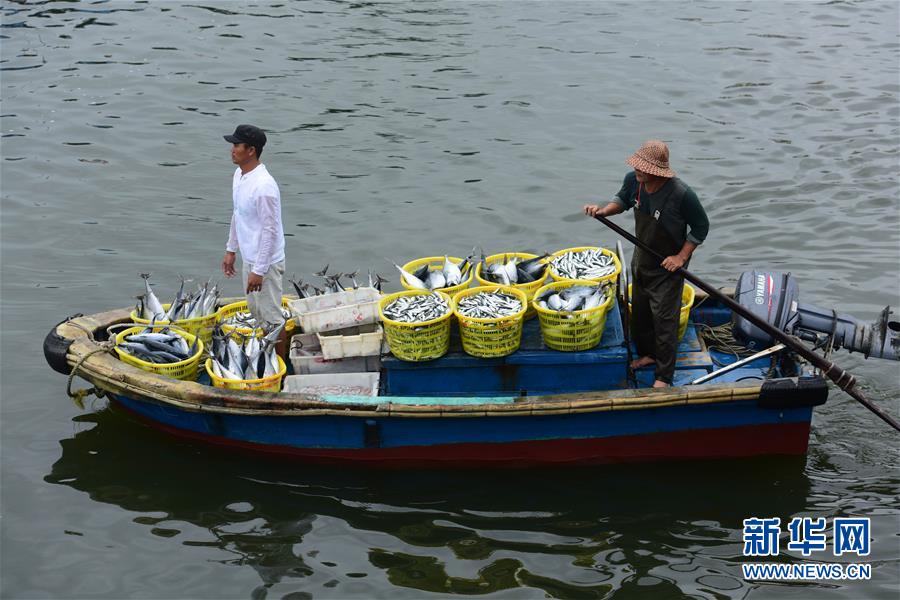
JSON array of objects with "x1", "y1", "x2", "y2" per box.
[
  {"x1": 52, "y1": 295, "x2": 828, "y2": 466},
  {"x1": 111, "y1": 389, "x2": 817, "y2": 466}
]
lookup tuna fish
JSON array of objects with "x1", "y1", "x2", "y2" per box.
[{"x1": 549, "y1": 249, "x2": 616, "y2": 281}]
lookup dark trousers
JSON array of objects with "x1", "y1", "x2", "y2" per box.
[{"x1": 631, "y1": 265, "x2": 684, "y2": 384}]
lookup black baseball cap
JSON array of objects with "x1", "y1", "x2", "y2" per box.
[{"x1": 224, "y1": 124, "x2": 267, "y2": 149}]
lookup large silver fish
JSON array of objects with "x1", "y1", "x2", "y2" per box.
[
  {"x1": 487, "y1": 262, "x2": 511, "y2": 286},
  {"x1": 536, "y1": 284, "x2": 612, "y2": 313},
  {"x1": 425, "y1": 269, "x2": 447, "y2": 290},
  {"x1": 389, "y1": 261, "x2": 428, "y2": 290},
  {"x1": 139, "y1": 273, "x2": 167, "y2": 321},
  {"x1": 209, "y1": 322, "x2": 281, "y2": 382},
  {"x1": 390, "y1": 255, "x2": 472, "y2": 292},
  {"x1": 481, "y1": 253, "x2": 549, "y2": 285},
  {"x1": 164, "y1": 276, "x2": 186, "y2": 321},
  {"x1": 116, "y1": 325, "x2": 195, "y2": 364}
]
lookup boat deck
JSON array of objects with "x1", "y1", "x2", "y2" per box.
[
  {"x1": 381, "y1": 300, "x2": 777, "y2": 398},
  {"x1": 50, "y1": 299, "x2": 825, "y2": 463}
]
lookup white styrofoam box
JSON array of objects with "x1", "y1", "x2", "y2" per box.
[
  {"x1": 283, "y1": 372, "x2": 380, "y2": 397},
  {"x1": 291, "y1": 331, "x2": 320, "y2": 352},
  {"x1": 289, "y1": 344, "x2": 381, "y2": 375},
  {"x1": 290, "y1": 287, "x2": 381, "y2": 313},
  {"x1": 316, "y1": 323, "x2": 383, "y2": 360},
  {"x1": 288, "y1": 287, "x2": 382, "y2": 334}
]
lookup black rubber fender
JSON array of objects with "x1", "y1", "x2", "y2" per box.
[
  {"x1": 758, "y1": 376, "x2": 828, "y2": 409},
  {"x1": 43, "y1": 316, "x2": 80, "y2": 375}
]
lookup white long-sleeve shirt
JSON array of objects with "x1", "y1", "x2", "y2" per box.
[{"x1": 225, "y1": 164, "x2": 285, "y2": 275}]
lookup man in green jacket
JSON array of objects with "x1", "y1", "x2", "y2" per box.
[{"x1": 584, "y1": 140, "x2": 709, "y2": 388}]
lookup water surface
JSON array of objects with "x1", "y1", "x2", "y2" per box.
[{"x1": 2, "y1": 1, "x2": 898, "y2": 598}]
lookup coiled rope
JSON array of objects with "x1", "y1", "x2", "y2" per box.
[
  {"x1": 65, "y1": 320, "x2": 202, "y2": 408},
  {"x1": 62, "y1": 314, "x2": 116, "y2": 408},
  {"x1": 696, "y1": 322, "x2": 755, "y2": 361},
  {"x1": 696, "y1": 321, "x2": 779, "y2": 378},
  {"x1": 66, "y1": 343, "x2": 115, "y2": 408}
]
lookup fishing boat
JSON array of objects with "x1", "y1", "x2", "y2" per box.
[{"x1": 45, "y1": 278, "x2": 851, "y2": 467}]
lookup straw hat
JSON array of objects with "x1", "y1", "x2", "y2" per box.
[{"x1": 626, "y1": 140, "x2": 676, "y2": 178}]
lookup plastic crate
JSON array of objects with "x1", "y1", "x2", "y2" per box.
[
  {"x1": 205, "y1": 356, "x2": 287, "y2": 392},
  {"x1": 474, "y1": 252, "x2": 549, "y2": 320},
  {"x1": 533, "y1": 280, "x2": 614, "y2": 352},
  {"x1": 216, "y1": 297, "x2": 296, "y2": 337},
  {"x1": 452, "y1": 286, "x2": 528, "y2": 358},
  {"x1": 289, "y1": 339, "x2": 381, "y2": 374},
  {"x1": 291, "y1": 331, "x2": 321, "y2": 352},
  {"x1": 379, "y1": 290, "x2": 454, "y2": 362},
  {"x1": 130, "y1": 303, "x2": 217, "y2": 346},
  {"x1": 316, "y1": 323, "x2": 383, "y2": 360},
  {"x1": 628, "y1": 283, "x2": 696, "y2": 342},
  {"x1": 288, "y1": 287, "x2": 382, "y2": 334},
  {"x1": 114, "y1": 326, "x2": 203, "y2": 381},
  {"x1": 400, "y1": 256, "x2": 473, "y2": 295},
  {"x1": 548, "y1": 246, "x2": 621, "y2": 285},
  {"x1": 282, "y1": 372, "x2": 380, "y2": 397}
]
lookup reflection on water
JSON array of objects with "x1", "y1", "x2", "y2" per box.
[{"x1": 46, "y1": 406, "x2": 813, "y2": 597}]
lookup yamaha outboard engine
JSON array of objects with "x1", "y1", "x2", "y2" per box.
[{"x1": 733, "y1": 270, "x2": 899, "y2": 360}]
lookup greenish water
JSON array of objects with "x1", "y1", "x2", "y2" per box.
[{"x1": 2, "y1": 1, "x2": 898, "y2": 598}]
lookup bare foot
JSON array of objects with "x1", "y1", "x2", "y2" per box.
[
  {"x1": 652, "y1": 380, "x2": 670, "y2": 388},
  {"x1": 630, "y1": 356, "x2": 656, "y2": 369}
]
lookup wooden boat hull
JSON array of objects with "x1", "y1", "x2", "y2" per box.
[
  {"x1": 112, "y1": 392, "x2": 814, "y2": 466},
  {"x1": 47, "y1": 296, "x2": 828, "y2": 467}
]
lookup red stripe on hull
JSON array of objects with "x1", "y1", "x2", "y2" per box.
[{"x1": 116, "y1": 404, "x2": 811, "y2": 467}]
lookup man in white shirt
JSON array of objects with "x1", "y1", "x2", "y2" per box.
[{"x1": 221, "y1": 125, "x2": 287, "y2": 346}]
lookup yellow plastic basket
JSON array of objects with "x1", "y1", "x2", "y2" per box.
[
  {"x1": 474, "y1": 252, "x2": 549, "y2": 320},
  {"x1": 533, "y1": 280, "x2": 615, "y2": 352},
  {"x1": 627, "y1": 283, "x2": 696, "y2": 342},
  {"x1": 452, "y1": 286, "x2": 528, "y2": 358},
  {"x1": 216, "y1": 297, "x2": 296, "y2": 338},
  {"x1": 379, "y1": 290, "x2": 454, "y2": 362},
  {"x1": 130, "y1": 303, "x2": 217, "y2": 346},
  {"x1": 114, "y1": 326, "x2": 204, "y2": 381},
  {"x1": 548, "y1": 246, "x2": 622, "y2": 286},
  {"x1": 400, "y1": 256, "x2": 473, "y2": 296},
  {"x1": 205, "y1": 356, "x2": 287, "y2": 392}
]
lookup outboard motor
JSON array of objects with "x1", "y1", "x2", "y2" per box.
[{"x1": 732, "y1": 270, "x2": 899, "y2": 360}]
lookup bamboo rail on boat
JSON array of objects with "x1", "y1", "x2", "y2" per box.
[{"x1": 59, "y1": 305, "x2": 764, "y2": 419}]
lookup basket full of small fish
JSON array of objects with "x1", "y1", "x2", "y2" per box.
[
  {"x1": 394, "y1": 252, "x2": 475, "y2": 295},
  {"x1": 474, "y1": 251, "x2": 550, "y2": 319},
  {"x1": 205, "y1": 322, "x2": 287, "y2": 392},
  {"x1": 379, "y1": 290, "x2": 454, "y2": 362},
  {"x1": 113, "y1": 325, "x2": 204, "y2": 381},
  {"x1": 548, "y1": 246, "x2": 621, "y2": 284},
  {"x1": 452, "y1": 286, "x2": 528, "y2": 358},
  {"x1": 131, "y1": 273, "x2": 220, "y2": 345},
  {"x1": 533, "y1": 280, "x2": 615, "y2": 352}
]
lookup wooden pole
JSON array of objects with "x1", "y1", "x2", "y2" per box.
[{"x1": 594, "y1": 214, "x2": 900, "y2": 433}]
